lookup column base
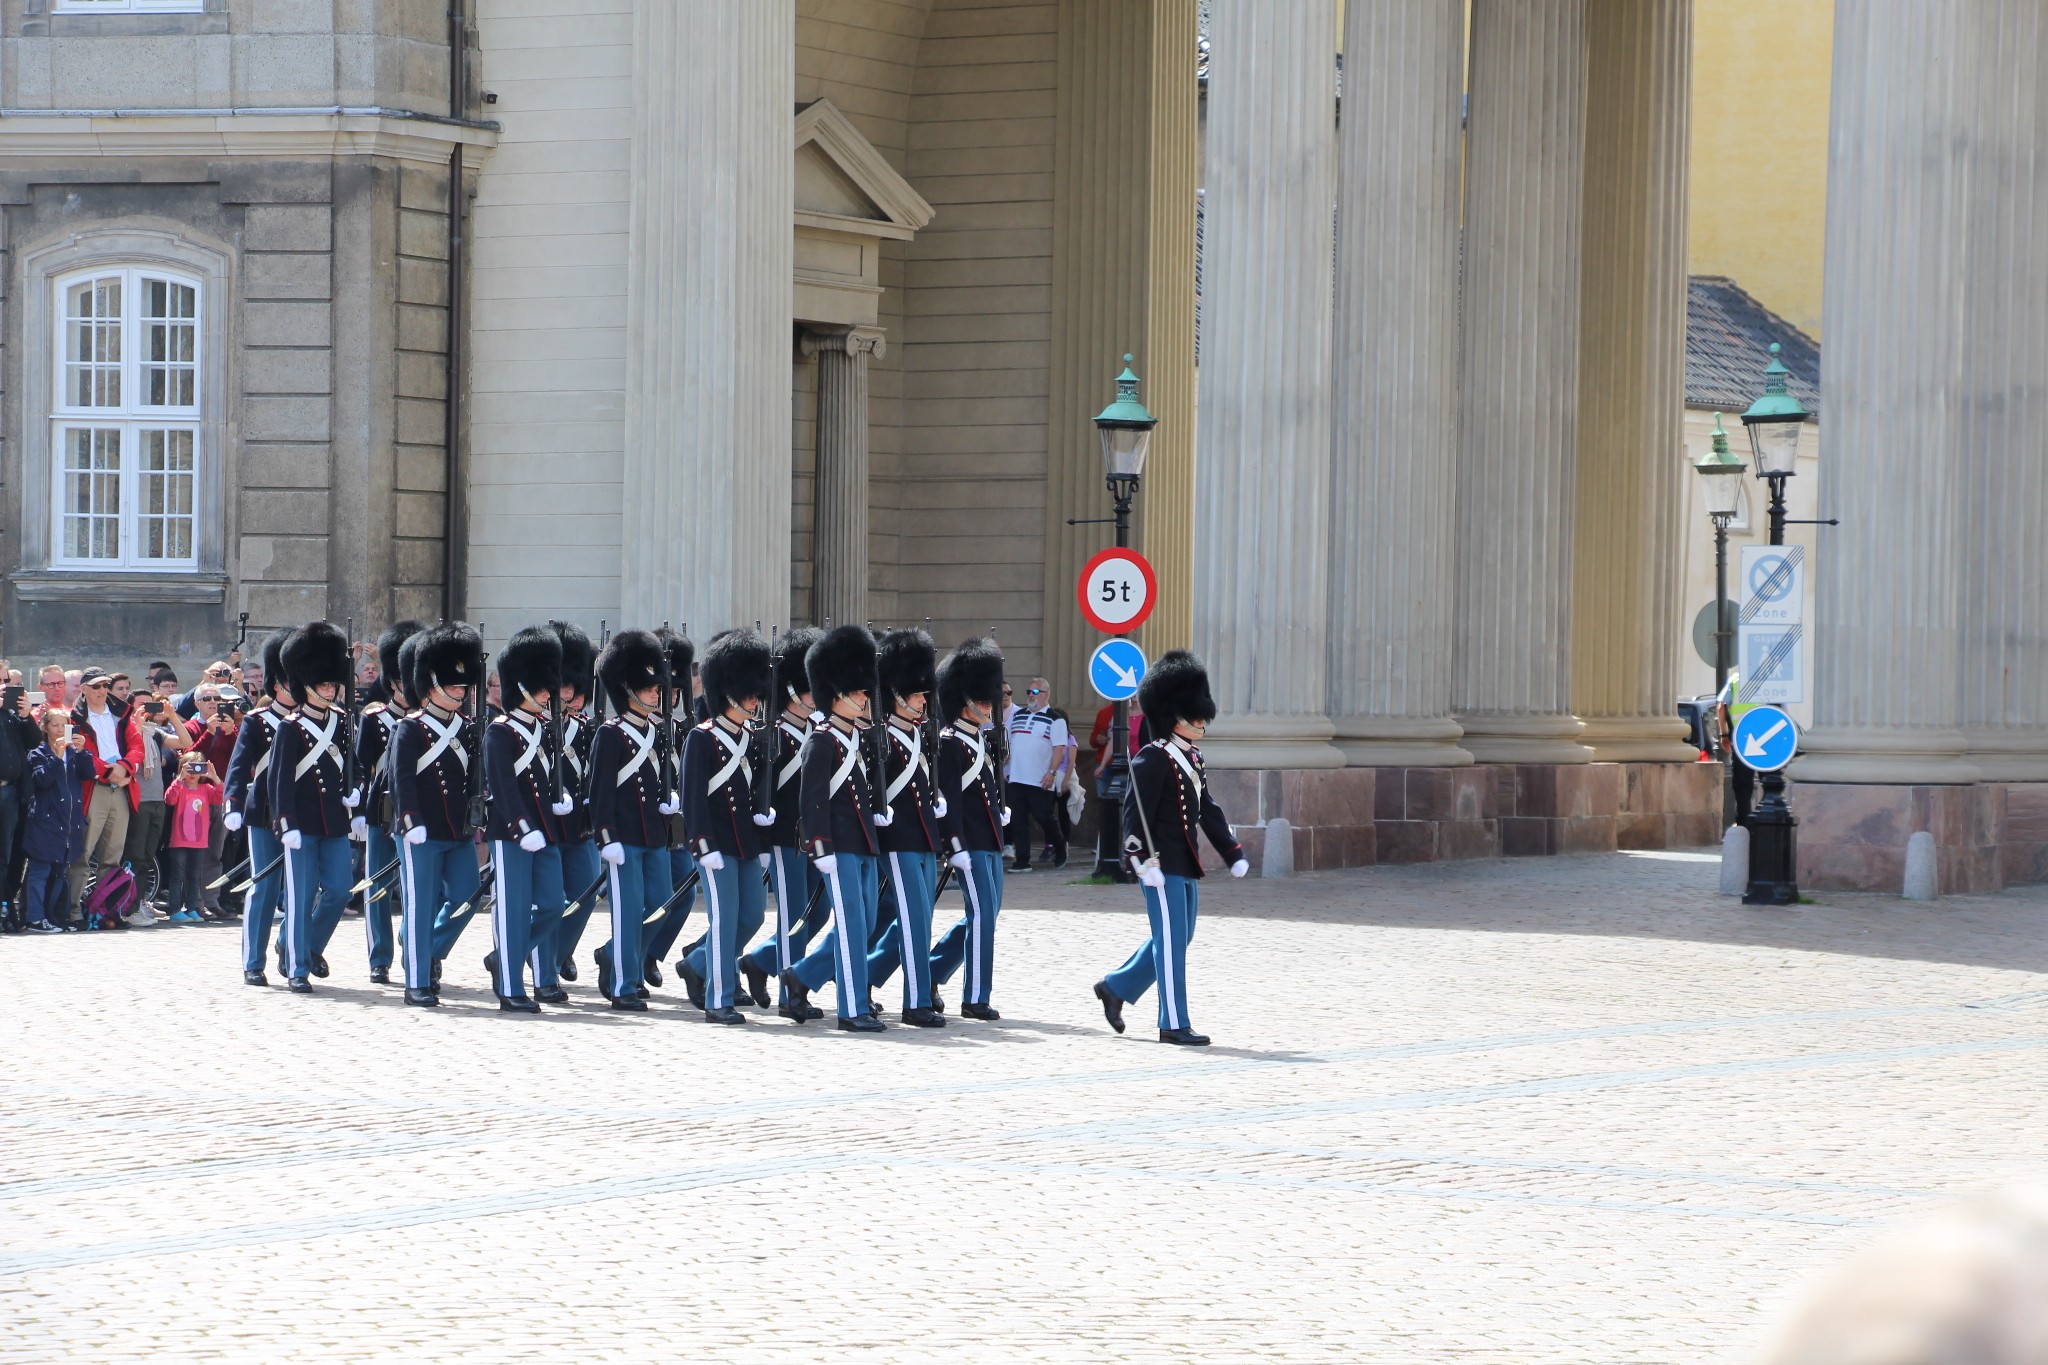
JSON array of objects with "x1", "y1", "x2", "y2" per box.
[
  {"x1": 1791, "y1": 781, "x2": 2003, "y2": 894},
  {"x1": 1200, "y1": 712, "x2": 1346, "y2": 770},
  {"x1": 1576, "y1": 715, "x2": 1704, "y2": 764},
  {"x1": 1330, "y1": 714, "x2": 1473, "y2": 768},
  {"x1": 1791, "y1": 726, "x2": 1980, "y2": 785},
  {"x1": 1960, "y1": 728, "x2": 2048, "y2": 783},
  {"x1": 1452, "y1": 712, "x2": 1595, "y2": 765}
]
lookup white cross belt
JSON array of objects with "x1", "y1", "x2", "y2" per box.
[{"x1": 416, "y1": 711, "x2": 466, "y2": 774}]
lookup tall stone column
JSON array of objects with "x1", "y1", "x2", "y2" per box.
[
  {"x1": 1796, "y1": 0, "x2": 1982, "y2": 785},
  {"x1": 1192, "y1": 0, "x2": 1343, "y2": 770},
  {"x1": 1451, "y1": 0, "x2": 1592, "y2": 766},
  {"x1": 802, "y1": 326, "x2": 883, "y2": 628},
  {"x1": 1569, "y1": 0, "x2": 1700, "y2": 763},
  {"x1": 620, "y1": 0, "x2": 793, "y2": 631},
  {"x1": 1325, "y1": 0, "x2": 1469, "y2": 768}
]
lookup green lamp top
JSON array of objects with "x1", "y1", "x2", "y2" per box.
[
  {"x1": 1740, "y1": 342, "x2": 1809, "y2": 425},
  {"x1": 1094, "y1": 354, "x2": 1158, "y2": 428},
  {"x1": 1697, "y1": 413, "x2": 1745, "y2": 472}
]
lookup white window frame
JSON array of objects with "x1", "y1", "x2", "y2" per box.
[
  {"x1": 51, "y1": 1, "x2": 206, "y2": 14},
  {"x1": 50, "y1": 266, "x2": 204, "y2": 572}
]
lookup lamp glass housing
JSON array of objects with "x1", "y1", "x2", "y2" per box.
[
  {"x1": 1697, "y1": 460, "x2": 1746, "y2": 516},
  {"x1": 1744, "y1": 417, "x2": 1803, "y2": 478},
  {"x1": 1097, "y1": 423, "x2": 1153, "y2": 481}
]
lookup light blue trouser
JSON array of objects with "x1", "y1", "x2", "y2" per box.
[
  {"x1": 1103, "y1": 873, "x2": 1198, "y2": 1031},
  {"x1": 490, "y1": 839, "x2": 566, "y2": 999},
  {"x1": 240, "y1": 825, "x2": 284, "y2": 974},
  {"x1": 685, "y1": 853, "x2": 769, "y2": 1009},
  {"x1": 866, "y1": 849, "x2": 937, "y2": 1011},
  {"x1": 597, "y1": 844, "x2": 671, "y2": 999},
  {"x1": 363, "y1": 826, "x2": 397, "y2": 972},
  {"x1": 401, "y1": 835, "x2": 482, "y2": 992},
  {"x1": 430, "y1": 840, "x2": 488, "y2": 964},
  {"x1": 644, "y1": 845, "x2": 699, "y2": 962},
  {"x1": 744, "y1": 845, "x2": 828, "y2": 988},
  {"x1": 792, "y1": 852, "x2": 878, "y2": 1019},
  {"x1": 281, "y1": 834, "x2": 352, "y2": 981},
  {"x1": 554, "y1": 839, "x2": 601, "y2": 972},
  {"x1": 930, "y1": 849, "x2": 1003, "y2": 1006}
]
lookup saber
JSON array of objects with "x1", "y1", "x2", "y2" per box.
[
  {"x1": 349, "y1": 855, "x2": 403, "y2": 896},
  {"x1": 207, "y1": 856, "x2": 252, "y2": 892},
  {"x1": 643, "y1": 867, "x2": 700, "y2": 925},
  {"x1": 232, "y1": 850, "x2": 286, "y2": 894}
]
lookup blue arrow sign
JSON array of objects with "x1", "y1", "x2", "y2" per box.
[
  {"x1": 1732, "y1": 704, "x2": 1799, "y2": 773},
  {"x1": 1088, "y1": 638, "x2": 1148, "y2": 702}
]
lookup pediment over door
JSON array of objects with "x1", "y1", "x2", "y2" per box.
[{"x1": 794, "y1": 98, "x2": 933, "y2": 328}]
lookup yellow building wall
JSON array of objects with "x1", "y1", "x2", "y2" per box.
[{"x1": 1687, "y1": 0, "x2": 1832, "y2": 338}]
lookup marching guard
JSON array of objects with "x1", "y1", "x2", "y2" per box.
[
  {"x1": 390, "y1": 623, "x2": 484, "y2": 1008},
  {"x1": 1093, "y1": 650, "x2": 1249, "y2": 1046},
  {"x1": 863, "y1": 628, "x2": 946, "y2": 1026},
  {"x1": 269, "y1": 622, "x2": 356, "y2": 994},
  {"x1": 677, "y1": 628, "x2": 775, "y2": 1023},
  {"x1": 227, "y1": 629, "x2": 295, "y2": 986},
  {"x1": 742, "y1": 626, "x2": 826, "y2": 1019},
  {"x1": 929, "y1": 637, "x2": 1007, "y2": 1020},
  {"x1": 589, "y1": 629, "x2": 672, "y2": 1010},
  {"x1": 548, "y1": 620, "x2": 601, "y2": 986},
  {"x1": 481, "y1": 627, "x2": 574, "y2": 1011},
  {"x1": 642, "y1": 627, "x2": 698, "y2": 989},
  {"x1": 355, "y1": 619, "x2": 423, "y2": 984},
  {"x1": 781, "y1": 625, "x2": 886, "y2": 1031}
]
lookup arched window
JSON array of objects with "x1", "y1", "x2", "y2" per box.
[{"x1": 51, "y1": 267, "x2": 202, "y2": 569}]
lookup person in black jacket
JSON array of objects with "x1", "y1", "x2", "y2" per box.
[
  {"x1": 480, "y1": 626, "x2": 573, "y2": 1012},
  {"x1": 741, "y1": 626, "x2": 826, "y2": 1019},
  {"x1": 20, "y1": 711, "x2": 95, "y2": 931},
  {"x1": 390, "y1": 624, "x2": 484, "y2": 1008},
  {"x1": 547, "y1": 621, "x2": 602, "y2": 987},
  {"x1": 1094, "y1": 650, "x2": 1249, "y2": 1047},
  {"x1": 588, "y1": 629, "x2": 672, "y2": 1010},
  {"x1": 862, "y1": 628, "x2": 947, "y2": 1026},
  {"x1": 353, "y1": 619, "x2": 423, "y2": 985},
  {"x1": 676, "y1": 628, "x2": 774, "y2": 1023},
  {"x1": 225, "y1": 630, "x2": 294, "y2": 985},
  {"x1": 928, "y1": 637, "x2": 1008, "y2": 1018},
  {"x1": 781, "y1": 625, "x2": 886, "y2": 1031},
  {"x1": 269, "y1": 622, "x2": 356, "y2": 993},
  {"x1": 0, "y1": 681, "x2": 44, "y2": 928}
]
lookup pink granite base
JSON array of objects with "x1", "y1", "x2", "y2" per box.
[
  {"x1": 1791, "y1": 780, "x2": 2032, "y2": 895},
  {"x1": 1208, "y1": 761, "x2": 1722, "y2": 872}
]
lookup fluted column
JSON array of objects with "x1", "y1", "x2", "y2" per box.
[
  {"x1": 1451, "y1": 0, "x2": 1592, "y2": 765},
  {"x1": 802, "y1": 326, "x2": 883, "y2": 628},
  {"x1": 1957, "y1": 0, "x2": 2048, "y2": 780},
  {"x1": 1325, "y1": 0, "x2": 1470, "y2": 768},
  {"x1": 1192, "y1": 0, "x2": 1343, "y2": 770},
  {"x1": 1797, "y1": 0, "x2": 1981, "y2": 784},
  {"x1": 1569, "y1": 0, "x2": 1700, "y2": 763},
  {"x1": 621, "y1": 0, "x2": 793, "y2": 631}
]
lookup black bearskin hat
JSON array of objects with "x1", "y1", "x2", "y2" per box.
[
  {"x1": 497, "y1": 625, "x2": 563, "y2": 706},
  {"x1": 376, "y1": 620, "x2": 426, "y2": 704},
  {"x1": 1138, "y1": 649, "x2": 1217, "y2": 728},
  {"x1": 806, "y1": 624, "x2": 877, "y2": 712},
  {"x1": 597, "y1": 629, "x2": 664, "y2": 713},
  {"x1": 282, "y1": 621, "x2": 351, "y2": 696},
  {"x1": 654, "y1": 627, "x2": 694, "y2": 697},
  {"x1": 876, "y1": 628, "x2": 938, "y2": 713},
  {"x1": 701, "y1": 628, "x2": 773, "y2": 716},
  {"x1": 550, "y1": 620, "x2": 595, "y2": 706},
  {"x1": 260, "y1": 628, "x2": 293, "y2": 701},
  {"x1": 409, "y1": 623, "x2": 484, "y2": 704},
  {"x1": 772, "y1": 627, "x2": 823, "y2": 703},
  {"x1": 937, "y1": 637, "x2": 1005, "y2": 721}
]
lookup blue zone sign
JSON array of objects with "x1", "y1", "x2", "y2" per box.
[{"x1": 1732, "y1": 705, "x2": 1799, "y2": 773}]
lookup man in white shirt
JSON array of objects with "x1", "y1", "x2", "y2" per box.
[
  {"x1": 1005, "y1": 677, "x2": 1074, "y2": 871},
  {"x1": 70, "y1": 668, "x2": 134, "y2": 911}
]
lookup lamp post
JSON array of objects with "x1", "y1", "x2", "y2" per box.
[
  {"x1": 1694, "y1": 414, "x2": 1747, "y2": 827},
  {"x1": 1737, "y1": 342, "x2": 1822, "y2": 907},
  {"x1": 1084, "y1": 356, "x2": 1157, "y2": 881}
]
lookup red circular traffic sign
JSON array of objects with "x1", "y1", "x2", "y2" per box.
[{"x1": 1077, "y1": 547, "x2": 1157, "y2": 634}]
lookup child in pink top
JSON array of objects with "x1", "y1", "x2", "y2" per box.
[{"x1": 163, "y1": 754, "x2": 224, "y2": 922}]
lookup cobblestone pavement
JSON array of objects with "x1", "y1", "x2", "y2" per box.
[{"x1": 6, "y1": 851, "x2": 2048, "y2": 1362}]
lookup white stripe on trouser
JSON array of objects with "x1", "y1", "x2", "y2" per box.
[
  {"x1": 608, "y1": 862, "x2": 629, "y2": 998},
  {"x1": 704, "y1": 861, "x2": 724, "y2": 1007},
  {"x1": 1153, "y1": 881, "x2": 1182, "y2": 1031},
  {"x1": 773, "y1": 850, "x2": 793, "y2": 973},
  {"x1": 493, "y1": 841, "x2": 511, "y2": 996},
  {"x1": 826, "y1": 866, "x2": 856, "y2": 1014},
  {"x1": 401, "y1": 841, "x2": 418, "y2": 989},
  {"x1": 889, "y1": 852, "x2": 912, "y2": 1003},
  {"x1": 961, "y1": 862, "x2": 985, "y2": 1004},
  {"x1": 281, "y1": 846, "x2": 298, "y2": 977}
]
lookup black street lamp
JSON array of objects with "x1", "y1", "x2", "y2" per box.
[
  {"x1": 1083, "y1": 356, "x2": 1156, "y2": 881},
  {"x1": 1694, "y1": 414, "x2": 1747, "y2": 830}
]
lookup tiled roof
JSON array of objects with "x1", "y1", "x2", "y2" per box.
[{"x1": 1686, "y1": 275, "x2": 1820, "y2": 412}]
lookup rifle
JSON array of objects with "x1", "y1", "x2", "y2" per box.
[
  {"x1": 756, "y1": 624, "x2": 778, "y2": 818},
  {"x1": 866, "y1": 621, "x2": 890, "y2": 818},
  {"x1": 988, "y1": 625, "x2": 1009, "y2": 828},
  {"x1": 593, "y1": 620, "x2": 610, "y2": 726},
  {"x1": 549, "y1": 684, "x2": 565, "y2": 810},
  {"x1": 233, "y1": 610, "x2": 249, "y2": 665},
  {"x1": 658, "y1": 620, "x2": 677, "y2": 845},
  {"x1": 342, "y1": 616, "x2": 360, "y2": 797}
]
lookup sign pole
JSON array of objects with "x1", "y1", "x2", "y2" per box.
[
  {"x1": 1094, "y1": 487, "x2": 1137, "y2": 882},
  {"x1": 1746, "y1": 489, "x2": 1800, "y2": 906}
]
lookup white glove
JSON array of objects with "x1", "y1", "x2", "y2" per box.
[
  {"x1": 751, "y1": 809, "x2": 776, "y2": 827},
  {"x1": 341, "y1": 787, "x2": 361, "y2": 810},
  {"x1": 933, "y1": 797, "x2": 948, "y2": 819},
  {"x1": 350, "y1": 815, "x2": 368, "y2": 840},
  {"x1": 658, "y1": 793, "x2": 680, "y2": 817},
  {"x1": 758, "y1": 853, "x2": 772, "y2": 869},
  {"x1": 404, "y1": 824, "x2": 429, "y2": 846},
  {"x1": 699, "y1": 850, "x2": 725, "y2": 873},
  {"x1": 550, "y1": 795, "x2": 574, "y2": 816},
  {"x1": 1230, "y1": 858, "x2": 1251, "y2": 879},
  {"x1": 813, "y1": 852, "x2": 838, "y2": 877},
  {"x1": 519, "y1": 829, "x2": 547, "y2": 853},
  {"x1": 872, "y1": 810, "x2": 893, "y2": 827},
  {"x1": 1000, "y1": 807, "x2": 1012, "y2": 827},
  {"x1": 600, "y1": 840, "x2": 626, "y2": 867},
  {"x1": 223, "y1": 811, "x2": 244, "y2": 832},
  {"x1": 280, "y1": 828, "x2": 303, "y2": 851},
  {"x1": 1138, "y1": 859, "x2": 1165, "y2": 890},
  {"x1": 948, "y1": 851, "x2": 972, "y2": 873}
]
